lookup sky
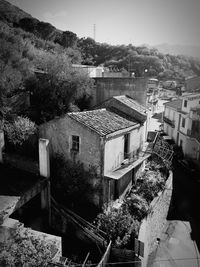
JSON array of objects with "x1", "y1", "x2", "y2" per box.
[{"x1": 7, "y1": 0, "x2": 200, "y2": 47}]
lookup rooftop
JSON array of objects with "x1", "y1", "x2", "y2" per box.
[
  {"x1": 183, "y1": 93, "x2": 200, "y2": 100},
  {"x1": 112, "y1": 95, "x2": 146, "y2": 115},
  {"x1": 164, "y1": 99, "x2": 182, "y2": 111},
  {"x1": 67, "y1": 109, "x2": 139, "y2": 136}
]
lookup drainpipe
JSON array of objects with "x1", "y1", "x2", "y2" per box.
[{"x1": 100, "y1": 136, "x2": 105, "y2": 206}]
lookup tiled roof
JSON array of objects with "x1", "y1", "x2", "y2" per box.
[
  {"x1": 164, "y1": 99, "x2": 182, "y2": 110},
  {"x1": 113, "y1": 95, "x2": 146, "y2": 115},
  {"x1": 67, "y1": 109, "x2": 138, "y2": 136}
]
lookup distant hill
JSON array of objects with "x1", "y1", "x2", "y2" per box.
[
  {"x1": 153, "y1": 43, "x2": 200, "y2": 59},
  {"x1": 0, "y1": 0, "x2": 32, "y2": 23},
  {"x1": 0, "y1": 0, "x2": 77, "y2": 47},
  {"x1": 1, "y1": 0, "x2": 200, "y2": 82}
]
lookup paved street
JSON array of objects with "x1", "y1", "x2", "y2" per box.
[
  {"x1": 147, "y1": 159, "x2": 200, "y2": 266},
  {"x1": 148, "y1": 221, "x2": 200, "y2": 267}
]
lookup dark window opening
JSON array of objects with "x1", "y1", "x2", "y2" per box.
[
  {"x1": 180, "y1": 139, "x2": 183, "y2": 147},
  {"x1": 71, "y1": 135, "x2": 79, "y2": 152},
  {"x1": 184, "y1": 100, "x2": 187, "y2": 108},
  {"x1": 182, "y1": 118, "x2": 185, "y2": 128},
  {"x1": 124, "y1": 134, "x2": 130, "y2": 159}
]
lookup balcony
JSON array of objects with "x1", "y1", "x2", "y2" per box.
[{"x1": 163, "y1": 116, "x2": 175, "y2": 128}]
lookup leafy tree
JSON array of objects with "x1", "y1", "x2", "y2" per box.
[
  {"x1": 50, "y1": 154, "x2": 99, "y2": 211},
  {"x1": 3, "y1": 116, "x2": 37, "y2": 146},
  {"x1": 0, "y1": 227, "x2": 58, "y2": 267},
  {"x1": 94, "y1": 206, "x2": 140, "y2": 248},
  {"x1": 136, "y1": 170, "x2": 165, "y2": 203},
  {"x1": 122, "y1": 193, "x2": 149, "y2": 221}
]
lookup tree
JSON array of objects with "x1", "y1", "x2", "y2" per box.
[
  {"x1": 94, "y1": 206, "x2": 140, "y2": 248},
  {"x1": 0, "y1": 227, "x2": 57, "y2": 267},
  {"x1": 122, "y1": 193, "x2": 149, "y2": 221},
  {"x1": 50, "y1": 154, "x2": 99, "y2": 211},
  {"x1": 28, "y1": 52, "x2": 93, "y2": 123}
]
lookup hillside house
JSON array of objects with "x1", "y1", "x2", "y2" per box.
[
  {"x1": 163, "y1": 93, "x2": 200, "y2": 163},
  {"x1": 39, "y1": 96, "x2": 149, "y2": 206}
]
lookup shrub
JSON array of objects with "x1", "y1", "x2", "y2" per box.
[
  {"x1": 122, "y1": 193, "x2": 149, "y2": 220},
  {"x1": 136, "y1": 171, "x2": 165, "y2": 203},
  {"x1": 94, "y1": 206, "x2": 140, "y2": 248},
  {"x1": 0, "y1": 227, "x2": 58, "y2": 267},
  {"x1": 50, "y1": 154, "x2": 100, "y2": 216},
  {"x1": 4, "y1": 116, "x2": 37, "y2": 146}
]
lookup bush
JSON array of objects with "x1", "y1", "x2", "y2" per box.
[
  {"x1": 0, "y1": 227, "x2": 57, "y2": 267},
  {"x1": 50, "y1": 154, "x2": 100, "y2": 216},
  {"x1": 122, "y1": 193, "x2": 149, "y2": 220},
  {"x1": 94, "y1": 206, "x2": 140, "y2": 248},
  {"x1": 3, "y1": 116, "x2": 38, "y2": 157},
  {"x1": 4, "y1": 116, "x2": 37, "y2": 146},
  {"x1": 136, "y1": 171, "x2": 165, "y2": 203}
]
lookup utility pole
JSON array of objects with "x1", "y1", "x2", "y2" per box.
[{"x1": 93, "y1": 24, "x2": 96, "y2": 41}]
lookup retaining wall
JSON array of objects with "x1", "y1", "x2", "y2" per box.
[{"x1": 138, "y1": 171, "x2": 173, "y2": 267}]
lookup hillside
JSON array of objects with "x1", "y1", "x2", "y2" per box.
[
  {"x1": 1, "y1": 0, "x2": 200, "y2": 124},
  {"x1": 1, "y1": 0, "x2": 200, "y2": 82},
  {"x1": 154, "y1": 43, "x2": 200, "y2": 59},
  {"x1": 0, "y1": 0, "x2": 32, "y2": 23}
]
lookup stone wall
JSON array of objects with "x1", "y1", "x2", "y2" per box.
[
  {"x1": 92, "y1": 77, "x2": 147, "y2": 107},
  {"x1": 138, "y1": 171, "x2": 173, "y2": 267}
]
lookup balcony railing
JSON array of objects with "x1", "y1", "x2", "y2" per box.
[{"x1": 163, "y1": 116, "x2": 175, "y2": 128}]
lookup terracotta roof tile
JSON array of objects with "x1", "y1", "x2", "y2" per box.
[
  {"x1": 67, "y1": 109, "x2": 138, "y2": 136},
  {"x1": 113, "y1": 95, "x2": 146, "y2": 115}
]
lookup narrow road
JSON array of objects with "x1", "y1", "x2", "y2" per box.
[
  {"x1": 148, "y1": 159, "x2": 200, "y2": 267},
  {"x1": 168, "y1": 159, "x2": 200, "y2": 250}
]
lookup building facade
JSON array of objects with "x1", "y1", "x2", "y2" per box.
[
  {"x1": 163, "y1": 93, "x2": 200, "y2": 163},
  {"x1": 39, "y1": 96, "x2": 148, "y2": 206}
]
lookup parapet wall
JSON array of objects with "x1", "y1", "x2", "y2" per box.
[
  {"x1": 138, "y1": 171, "x2": 173, "y2": 267},
  {"x1": 92, "y1": 77, "x2": 147, "y2": 107}
]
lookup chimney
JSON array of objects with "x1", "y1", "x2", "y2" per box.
[
  {"x1": 0, "y1": 130, "x2": 5, "y2": 163},
  {"x1": 39, "y1": 138, "x2": 50, "y2": 178}
]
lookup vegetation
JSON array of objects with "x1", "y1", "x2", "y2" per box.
[
  {"x1": 0, "y1": 227, "x2": 57, "y2": 267},
  {"x1": 2, "y1": 116, "x2": 38, "y2": 157},
  {"x1": 95, "y1": 206, "x2": 140, "y2": 248},
  {"x1": 94, "y1": 159, "x2": 167, "y2": 248},
  {"x1": 50, "y1": 154, "x2": 100, "y2": 216},
  {"x1": 1, "y1": 0, "x2": 200, "y2": 124},
  {"x1": 3, "y1": 116, "x2": 37, "y2": 146}
]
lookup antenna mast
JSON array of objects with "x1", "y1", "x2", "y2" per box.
[{"x1": 93, "y1": 24, "x2": 96, "y2": 41}]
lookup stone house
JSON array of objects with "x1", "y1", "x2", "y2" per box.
[
  {"x1": 39, "y1": 96, "x2": 149, "y2": 206},
  {"x1": 163, "y1": 93, "x2": 200, "y2": 163}
]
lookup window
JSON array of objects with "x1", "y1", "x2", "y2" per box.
[
  {"x1": 182, "y1": 118, "x2": 185, "y2": 128},
  {"x1": 180, "y1": 139, "x2": 183, "y2": 147},
  {"x1": 184, "y1": 100, "x2": 187, "y2": 108},
  {"x1": 124, "y1": 133, "x2": 130, "y2": 159},
  {"x1": 71, "y1": 135, "x2": 79, "y2": 152}
]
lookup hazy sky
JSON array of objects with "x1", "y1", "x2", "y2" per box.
[{"x1": 7, "y1": 0, "x2": 200, "y2": 46}]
